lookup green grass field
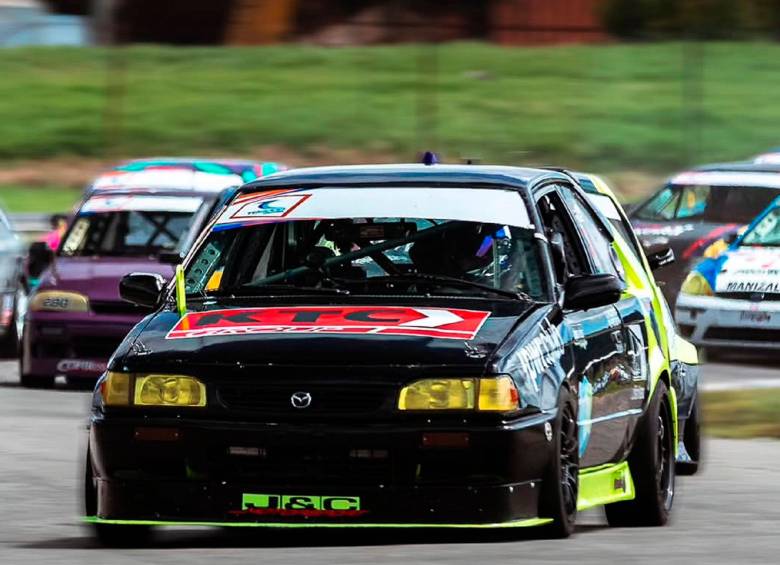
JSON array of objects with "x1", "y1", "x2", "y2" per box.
[
  {"x1": 0, "y1": 185, "x2": 81, "y2": 213},
  {"x1": 1, "y1": 43, "x2": 780, "y2": 172},
  {"x1": 703, "y1": 388, "x2": 780, "y2": 439}
]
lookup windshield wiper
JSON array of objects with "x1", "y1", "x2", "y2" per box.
[
  {"x1": 205, "y1": 284, "x2": 350, "y2": 297},
  {"x1": 361, "y1": 274, "x2": 532, "y2": 301}
]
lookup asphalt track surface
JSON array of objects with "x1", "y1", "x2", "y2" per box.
[{"x1": 1, "y1": 360, "x2": 779, "y2": 565}]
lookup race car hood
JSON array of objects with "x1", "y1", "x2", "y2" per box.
[
  {"x1": 631, "y1": 219, "x2": 741, "y2": 262},
  {"x1": 119, "y1": 299, "x2": 540, "y2": 374},
  {"x1": 695, "y1": 246, "x2": 780, "y2": 294},
  {"x1": 39, "y1": 257, "x2": 175, "y2": 303}
]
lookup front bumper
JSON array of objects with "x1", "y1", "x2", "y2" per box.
[
  {"x1": 88, "y1": 414, "x2": 555, "y2": 526},
  {"x1": 23, "y1": 311, "x2": 140, "y2": 379},
  {"x1": 675, "y1": 293, "x2": 780, "y2": 350}
]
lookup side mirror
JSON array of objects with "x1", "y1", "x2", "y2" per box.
[
  {"x1": 158, "y1": 251, "x2": 184, "y2": 265},
  {"x1": 723, "y1": 230, "x2": 739, "y2": 245},
  {"x1": 563, "y1": 273, "x2": 623, "y2": 311},
  {"x1": 119, "y1": 272, "x2": 166, "y2": 309},
  {"x1": 645, "y1": 246, "x2": 675, "y2": 271},
  {"x1": 28, "y1": 241, "x2": 55, "y2": 278}
]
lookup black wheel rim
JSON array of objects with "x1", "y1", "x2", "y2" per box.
[
  {"x1": 560, "y1": 403, "x2": 579, "y2": 516},
  {"x1": 656, "y1": 398, "x2": 674, "y2": 510}
]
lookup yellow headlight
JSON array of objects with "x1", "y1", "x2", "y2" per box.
[
  {"x1": 134, "y1": 375, "x2": 206, "y2": 407},
  {"x1": 680, "y1": 272, "x2": 713, "y2": 296},
  {"x1": 102, "y1": 371, "x2": 131, "y2": 406},
  {"x1": 30, "y1": 291, "x2": 89, "y2": 312},
  {"x1": 398, "y1": 378, "x2": 476, "y2": 410},
  {"x1": 477, "y1": 376, "x2": 520, "y2": 411},
  {"x1": 101, "y1": 372, "x2": 206, "y2": 407},
  {"x1": 398, "y1": 377, "x2": 519, "y2": 412}
]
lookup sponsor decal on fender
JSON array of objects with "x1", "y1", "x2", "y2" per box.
[
  {"x1": 513, "y1": 320, "x2": 565, "y2": 383},
  {"x1": 167, "y1": 306, "x2": 491, "y2": 340}
]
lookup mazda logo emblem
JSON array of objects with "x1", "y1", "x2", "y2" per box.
[{"x1": 290, "y1": 392, "x2": 312, "y2": 409}]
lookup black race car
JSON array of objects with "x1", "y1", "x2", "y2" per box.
[{"x1": 85, "y1": 164, "x2": 677, "y2": 544}]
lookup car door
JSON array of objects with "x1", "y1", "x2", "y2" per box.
[
  {"x1": 536, "y1": 186, "x2": 629, "y2": 468},
  {"x1": 562, "y1": 188, "x2": 650, "y2": 455}
]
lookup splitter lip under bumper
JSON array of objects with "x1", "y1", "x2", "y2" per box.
[{"x1": 89, "y1": 478, "x2": 546, "y2": 527}]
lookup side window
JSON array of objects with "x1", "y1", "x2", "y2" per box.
[
  {"x1": 559, "y1": 189, "x2": 622, "y2": 279},
  {"x1": 586, "y1": 192, "x2": 646, "y2": 267},
  {"x1": 635, "y1": 186, "x2": 680, "y2": 221},
  {"x1": 536, "y1": 191, "x2": 588, "y2": 284},
  {"x1": 677, "y1": 185, "x2": 709, "y2": 219}
]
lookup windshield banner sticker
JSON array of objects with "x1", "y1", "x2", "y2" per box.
[
  {"x1": 81, "y1": 194, "x2": 203, "y2": 214},
  {"x1": 214, "y1": 187, "x2": 534, "y2": 230},
  {"x1": 166, "y1": 306, "x2": 491, "y2": 340},
  {"x1": 230, "y1": 193, "x2": 312, "y2": 219}
]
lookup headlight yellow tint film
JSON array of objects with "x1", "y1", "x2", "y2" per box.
[
  {"x1": 102, "y1": 372, "x2": 131, "y2": 406},
  {"x1": 398, "y1": 377, "x2": 520, "y2": 412},
  {"x1": 30, "y1": 291, "x2": 89, "y2": 312},
  {"x1": 477, "y1": 376, "x2": 520, "y2": 411},
  {"x1": 680, "y1": 272, "x2": 713, "y2": 296},
  {"x1": 398, "y1": 379, "x2": 476, "y2": 410},
  {"x1": 134, "y1": 375, "x2": 206, "y2": 407}
]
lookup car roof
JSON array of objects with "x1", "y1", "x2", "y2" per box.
[
  {"x1": 692, "y1": 161, "x2": 780, "y2": 174},
  {"x1": 664, "y1": 161, "x2": 780, "y2": 189},
  {"x1": 116, "y1": 157, "x2": 282, "y2": 174},
  {"x1": 239, "y1": 163, "x2": 569, "y2": 194}
]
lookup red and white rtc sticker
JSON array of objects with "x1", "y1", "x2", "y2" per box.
[{"x1": 167, "y1": 306, "x2": 491, "y2": 340}]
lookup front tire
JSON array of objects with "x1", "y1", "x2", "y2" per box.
[
  {"x1": 605, "y1": 380, "x2": 675, "y2": 527},
  {"x1": 84, "y1": 449, "x2": 151, "y2": 547},
  {"x1": 19, "y1": 322, "x2": 54, "y2": 388},
  {"x1": 20, "y1": 373, "x2": 54, "y2": 388},
  {"x1": 538, "y1": 388, "x2": 579, "y2": 538}
]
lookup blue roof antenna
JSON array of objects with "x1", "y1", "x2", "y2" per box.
[{"x1": 422, "y1": 151, "x2": 438, "y2": 166}]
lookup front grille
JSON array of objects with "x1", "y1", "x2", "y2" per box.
[
  {"x1": 704, "y1": 327, "x2": 780, "y2": 342},
  {"x1": 210, "y1": 445, "x2": 403, "y2": 486},
  {"x1": 216, "y1": 382, "x2": 396, "y2": 415},
  {"x1": 90, "y1": 301, "x2": 145, "y2": 316},
  {"x1": 716, "y1": 292, "x2": 780, "y2": 301}
]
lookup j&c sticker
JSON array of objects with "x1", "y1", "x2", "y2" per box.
[
  {"x1": 230, "y1": 493, "x2": 367, "y2": 518},
  {"x1": 167, "y1": 306, "x2": 490, "y2": 340}
]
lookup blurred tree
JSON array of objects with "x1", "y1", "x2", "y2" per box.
[{"x1": 601, "y1": 0, "x2": 780, "y2": 39}]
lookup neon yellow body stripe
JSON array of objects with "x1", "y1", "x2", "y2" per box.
[{"x1": 84, "y1": 516, "x2": 552, "y2": 529}]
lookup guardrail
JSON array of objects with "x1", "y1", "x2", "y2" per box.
[{"x1": 10, "y1": 213, "x2": 49, "y2": 240}]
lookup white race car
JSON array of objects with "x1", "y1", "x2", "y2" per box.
[{"x1": 676, "y1": 195, "x2": 780, "y2": 351}]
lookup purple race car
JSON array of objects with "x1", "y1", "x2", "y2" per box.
[{"x1": 18, "y1": 163, "x2": 279, "y2": 388}]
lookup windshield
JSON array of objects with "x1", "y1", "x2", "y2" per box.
[
  {"x1": 184, "y1": 187, "x2": 545, "y2": 300},
  {"x1": 741, "y1": 207, "x2": 780, "y2": 246},
  {"x1": 60, "y1": 194, "x2": 201, "y2": 258},
  {"x1": 636, "y1": 184, "x2": 780, "y2": 224}
]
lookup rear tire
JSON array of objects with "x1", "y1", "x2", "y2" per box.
[
  {"x1": 538, "y1": 388, "x2": 579, "y2": 538},
  {"x1": 84, "y1": 449, "x2": 152, "y2": 547},
  {"x1": 605, "y1": 380, "x2": 675, "y2": 527},
  {"x1": 677, "y1": 395, "x2": 701, "y2": 476}
]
